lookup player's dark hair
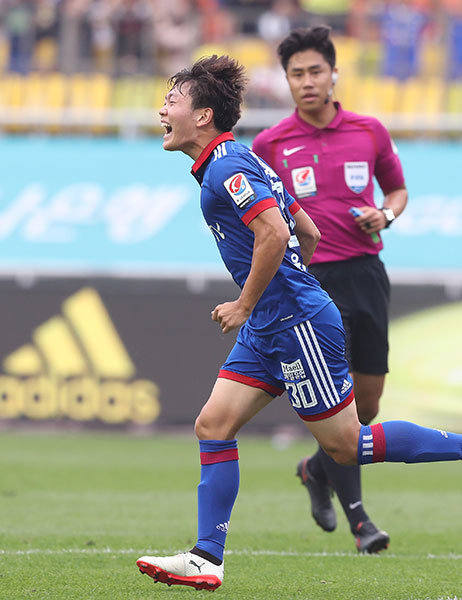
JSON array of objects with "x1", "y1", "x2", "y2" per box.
[
  {"x1": 168, "y1": 55, "x2": 247, "y2": 132},
  {"x1": 278, "y1": 26, "x2": 336, "y2": 71}
]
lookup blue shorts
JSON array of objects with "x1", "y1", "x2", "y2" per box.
[{"x1": 219, "y1": 302, "x2": 354, "y2": 421}]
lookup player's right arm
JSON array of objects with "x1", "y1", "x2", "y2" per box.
[
  {"x1": 292, "y1": 206, "x2": 321, "y2": 266},
  {"x1": 212, "y1": 206, "x2": 290, "y2": 333}
]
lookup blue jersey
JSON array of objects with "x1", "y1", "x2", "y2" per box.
[{"x1": 191, "y1": 132, "x2": 331, "y2": 335}]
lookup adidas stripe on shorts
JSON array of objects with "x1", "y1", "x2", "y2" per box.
[{"x1": 219, "y1": 301, "x2": 354, "y2": 421}]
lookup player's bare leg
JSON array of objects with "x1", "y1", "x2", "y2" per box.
[{"x1": 138, "y1": 379, "x2": 273, "y2": 590}]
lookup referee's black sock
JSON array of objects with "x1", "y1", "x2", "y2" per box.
[{"x1": 317, "y1": 446, "x2": 370, "y2": 533}]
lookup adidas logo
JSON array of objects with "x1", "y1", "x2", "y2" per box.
[
  {"x1": 0, "y1": 287, "x2": 160, "y2": 424},
  {"x1": 216, "y1": 521, "x2": 229, "y2": 533},
  {"x1": 341, "y1": 378, "x2": 352, "y2": 394}
]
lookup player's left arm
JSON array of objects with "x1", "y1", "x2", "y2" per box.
[
  {"x1": 211, "y1": 206, "x2": 289, "y2": 334},
  {"x1": 292, "y1": 205, "x2": 321, "y2": 266},
  {"x1": 354, "y1": 121, "x2": 408, "y2": 234}
]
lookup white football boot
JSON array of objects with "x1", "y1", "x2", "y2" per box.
[{"x1": 137, "y1": 551, "x2": 223, "y2": 591}]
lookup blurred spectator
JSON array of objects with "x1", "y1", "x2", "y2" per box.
[
  {"x1": 87, "y1": 0, "x2": 116, "y2": 72},
  {"x1": 5, "y1": 0, "x2": 35, "y2": 73},
  {"x1": 113, "y1": 0, "x2": 153, "y2": 75},
  {"x1": 444, "y1": 1, "x2": 462, "y2": 79},
  {"x1": 33, "y1": 0, "x2": 60, "y2": 70},
  {"x1": 197, "y1": 0, "x2": 238, "y2": 44},
  {"x1": 257, "y1": 0, "x2": 309, "y2": 46},
  {"x1": 380, "y1": 0, "x2": 429, "y2": 80},
  {"x1": 152, "y1": 0, "x2": 199, "y2": 76},
  {"x1": 0, "y1": 0, "x2": 458, "y2": 95},
  {"x1": 58, "y1": 0, "x2": 90, "y2": 73}
]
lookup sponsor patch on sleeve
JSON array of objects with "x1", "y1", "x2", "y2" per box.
[{"x1": 223, "y1": 172, "x2": 255, "y2": 208}]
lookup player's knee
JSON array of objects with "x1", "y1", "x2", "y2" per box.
[
  {"x1": 194, "y1": 411, "x2": 235, "y2": 441},
  {"x1": 194, "y1": 413, "x2": 214, "y2": 440}
]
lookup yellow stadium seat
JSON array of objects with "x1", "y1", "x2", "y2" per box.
[
  {"x1": 91, "y1": 73, "x2": 112, "y2": 109},
  {"x1": 68, "y1": 73, "x2": 112, "y2": 110},
  {"x1": 379, "y1": 77, "x2": 399, "y2": 114},
  {"x1": 230, "y1": 37, "x2": 272, "y2": 70},
  {"x1": 358, "y1": 76, "x2": 384, "y2": 115},
  {"x1": 46, "y1": 73, "x2": 66, "y2": 109},
  {"x1": 113, "y1": 78, "x2": 131, "y2": 109},
  {"x1": 23, "y1": 73, "x2": 46, "y2": 108},
  {"x1": 0, "y1": 74, "x2": 23, "y2": 108},
  {"x1": 334, "y1": 72, "x2": 359, "y2": 112},
  {"x1": 332, "y1": 35, "x2": 361, "y2": 75},
  {"x1": 152, "y1": 76, "x2": 168, "y2": 111},
  {"x1": 68, "y1": 74, "x2": 90, "y2": 109},
  {"x1": 420, "y1": 77, "x2": 444, "y2": 116},
  {"x1": 398, "y1": 78, "x2": 421, "y2": 115},
  {"x1": 67, "y1": 73, "x2": 112, "y2": 133},
  {"x1": 446, "y1": 81, "x2": 462, "y2": 113},
  {"x1": 420, "y1": 43, "x2": 444, "y2": 79},
  {"x1": 193, "y1": 43, "x2": 231, "y2": 63}
]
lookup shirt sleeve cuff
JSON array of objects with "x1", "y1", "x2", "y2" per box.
[
  {"x1": 288, "y1": 200, "x2": 301, "y2": 215},
  {"x1": 241, "y1": 197, "x2": 278, "y2": 226}
]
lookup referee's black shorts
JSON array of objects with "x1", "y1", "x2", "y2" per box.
[{"x1": 309, "y1": 254, "x2": 390, "y2": 375}]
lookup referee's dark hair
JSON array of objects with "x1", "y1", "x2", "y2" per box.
[
  {"x1": 278, "y1": 26, "x2": 336, "y2": 72},
  {"x1": 168, "y1": 55, "x2": 248, "y2": 133}
]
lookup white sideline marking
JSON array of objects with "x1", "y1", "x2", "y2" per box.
[{"x1": 0, "y1": 548, "x2": 461, "y2": 560}]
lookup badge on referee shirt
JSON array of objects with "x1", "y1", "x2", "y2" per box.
[
  {"x1": 291, "y1": 166, "x2": 317, "y2": 198},
  {"x1": 344, "y1": 161, "x2": 369, "y2": 193}
]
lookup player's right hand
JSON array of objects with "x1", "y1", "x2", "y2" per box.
[{"x1": 211, "y1": 300, "x2": 250, "y2": 334}]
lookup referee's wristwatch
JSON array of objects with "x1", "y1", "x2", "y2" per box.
[{"x1": 380, "y1": 207, "x2": 395, "y2": 228}]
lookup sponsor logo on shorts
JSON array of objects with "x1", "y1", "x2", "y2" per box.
[{"x1": 281, "y1": 359, "x2": 306, "y2": 381}]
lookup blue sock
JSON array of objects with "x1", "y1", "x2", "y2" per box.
[
  {"x1": 358, "y1": 421, "x2": 462, "y2": 464},
  {"x1": 195, "y1": 440, "x2": 239, "y2": 561}
]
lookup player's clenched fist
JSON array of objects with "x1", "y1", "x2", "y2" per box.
[{"x1": 211, "y1": 300, "x2": 251, "y2": 333}]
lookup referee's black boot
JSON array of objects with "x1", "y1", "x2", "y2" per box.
[{"x1": 296, "y1": 456, "x2": 337, "y2": 532}]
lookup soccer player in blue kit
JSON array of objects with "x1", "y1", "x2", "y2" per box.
[{"x1": 136, "y1": 55, "x2": 461, "y2": 591}]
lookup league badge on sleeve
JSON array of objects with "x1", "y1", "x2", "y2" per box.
[
  {"x1": 223, "y1": 173, "x2": 255, "y2": 208},
  {"x1": 291, "y1": 166, "x2": 317, "y2": 198},
  {"x1": 344, "y1": 161, "x2": 369, "y2": 193}
]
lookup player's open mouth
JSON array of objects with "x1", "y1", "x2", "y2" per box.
[{"x1": 162, "y1": 123, "x2": 173, "y2": 136}]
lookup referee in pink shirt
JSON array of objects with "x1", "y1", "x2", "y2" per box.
[{"x1": 253, "y1": 26, "x2": 408, "y2": 554}]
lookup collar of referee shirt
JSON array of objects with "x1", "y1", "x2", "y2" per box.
[
  {"x1": 191, "y1": 131, "x2": 235, "y2": 183},
  {"x1": 296, "y1": 101, "x2": 344, "y2": 132}
]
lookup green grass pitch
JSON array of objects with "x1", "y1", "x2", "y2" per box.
[{"x1": 0, "y1": 432, "x2": 460, "y2": 600}]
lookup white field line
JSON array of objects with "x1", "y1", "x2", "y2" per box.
[{"x1": 0, "y1": 548, "x2": 461, "y2": 560}]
